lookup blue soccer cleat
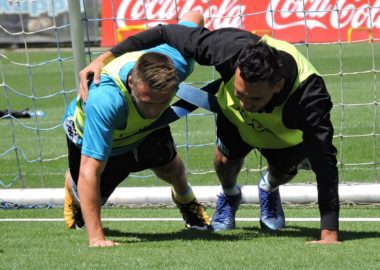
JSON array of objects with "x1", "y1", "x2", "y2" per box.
[
  {"x1": 259, "y1": 185, "x2": 285, "y2": 231},
  {"x1": 211, "y1": 188, "x2": 242, "y2": 231}
]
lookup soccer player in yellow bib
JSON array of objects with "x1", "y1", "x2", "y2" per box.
[
  {"x1": 63, "y1": 11, "x2": 210, "y2": 248},
  {"x1": 79, "y1": 22, "x2": 340, "y2": 244}
]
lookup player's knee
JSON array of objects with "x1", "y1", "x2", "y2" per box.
[
  {"x1": 268, "y1": 165, "x2": 297, "y2": 185},
  {"x1": 214, "y1": 148, "x2": 227, "y2": 167},
  {"x1": 214, "y1": 148, "x2": 244, "y2": 171},
  {"x1": 154, "y1": 156, "x2": 184, "y2": 179}
]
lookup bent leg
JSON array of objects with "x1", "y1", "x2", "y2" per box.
[
  {"x1": 261, "y1": 144, "x2": 307, "y2": 189},
  {"x1": 214, "y1": 147, "x2": 245, "y2": 189},
  {"x1": 64, "y1": 169, "x2": 84, "y2": 229},
  {"x1": 152, "y1": 155, "x2": 211, "y2": 230},
  {"x1": 152, "y1": 154, "x2": 188, "y2": 194},
  {"x1": 211, "y1": 113, "x2": 252, "y2": 230},
  {"x1": 258, "y1": 144, "x2": 307, "y2": 230},
  {"x1": 135, "y1": 127, "x2": 211, "y2": 230},
  {"x1": 64, "y1": 138, "x2": 85, "y2": 229}
]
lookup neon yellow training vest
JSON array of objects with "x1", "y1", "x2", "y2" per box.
[
  {"x1": 73, "y1": 51, "x2": 171, "y2": 149},
  {"x1": 217, "y1": 35, "x2": 320, "y2": 149}
]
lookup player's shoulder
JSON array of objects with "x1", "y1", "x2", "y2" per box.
[{"x1": 86, "y1": 77, "x2": 126, "y2": 112}]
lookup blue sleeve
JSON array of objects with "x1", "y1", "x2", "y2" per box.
[
  {"x1": 81, "y1": 76, "x2": 127, "y2": 161},
  {"x1": 145, "y1": 21, "x2": 197, "y2": 82}
]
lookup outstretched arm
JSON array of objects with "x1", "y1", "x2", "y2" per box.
[
  {"x1": 295, "y1": 75, "x2": 341, "y2": 244},
  {"x1": 78, "y1": 155, "x2": 119, "y2": 247}
]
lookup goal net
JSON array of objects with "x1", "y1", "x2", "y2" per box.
[{"x1": 0, "y1": 0, "x2": 379, "y2": 205}]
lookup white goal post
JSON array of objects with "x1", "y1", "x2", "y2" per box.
[{"x1": 2, "y1": 184, "x2": 380, "y2": 207}]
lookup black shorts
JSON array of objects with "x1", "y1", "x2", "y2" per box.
[
  {"x1": 67, "y1": 126, "x2": 177, "y2": 199},
  {"x1": 216, "y1": 112, "x2": 306, "y2": 174}
]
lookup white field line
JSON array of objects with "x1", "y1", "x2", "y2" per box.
[{"x1": 0, "y1": 217, "x2": 379, "y2": 222}]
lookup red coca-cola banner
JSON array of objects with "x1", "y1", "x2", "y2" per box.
[{"x1": 101, "y1": 0, "x2": 380, "y2": 47}]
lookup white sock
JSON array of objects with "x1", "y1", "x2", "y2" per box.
[
  {"x1": 222, "y1": 185, "x2": 240, "y2": 196},
  {"x1": 259, "y1": 171, "x2": 279, "y2": 192},
  {"x1": 172, "y1": 184, "x2": 196, "y2": 204}
]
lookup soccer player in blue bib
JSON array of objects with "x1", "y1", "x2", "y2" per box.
[{"x1": 63, "y1": 12, "x2": 210, "y2": 247}]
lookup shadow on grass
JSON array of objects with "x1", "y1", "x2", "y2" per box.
[
  {"x1": 103, "y1": 224, "x2": 380, "y2": 244},
  {"x1": 103, "y1": 226, "x2": 262, "y2": 244},
  {"x1": 241, "y1": 225, "x2": 380, "y2": 242}
]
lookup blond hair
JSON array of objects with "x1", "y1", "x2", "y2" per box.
[{"x1": 131, "y1": 52, "x2": 179, "y2": 94}]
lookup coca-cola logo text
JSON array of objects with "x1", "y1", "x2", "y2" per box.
[
  {"x1": 101, "y1": 0, "x2": 380, "y2": 46},
  {"x1": 269, "y1": 0, "x2": 380, "y2": 29},
  {"x1": 117, "y1": 0, "x2": 247, "y2": 29}
]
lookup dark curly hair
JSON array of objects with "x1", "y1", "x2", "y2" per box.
[{"x1": 238, "y1": 41, "x2": 283, "y2": 86}]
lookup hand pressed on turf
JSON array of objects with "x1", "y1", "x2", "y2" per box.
[
  {"x1": 90, "y1": 239, "x2": 120, "y2": 248},
  {"x1": 308, "y1": 229, "x2": 341, "y2": 244}
]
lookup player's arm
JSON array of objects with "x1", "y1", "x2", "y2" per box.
[
  {"x1": 78, "y1": 84, "x2": 123, "y2": 247},
  {"x1": 77, "y1": 155, "x2": 118, "y2": 247},
  {"x1": 111, "y1": 25, "x2": 253, "y2": 78},
  {"x1": 296, "y1": 75, "x2": 341, "y2": 244},
  {"x1": 78, "y1": 12, "x2": 205, "y2": 100},
  {"x1": 80, "y1": 25, "x2": 255, "y2": 99}
]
